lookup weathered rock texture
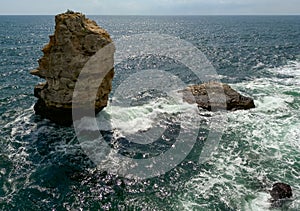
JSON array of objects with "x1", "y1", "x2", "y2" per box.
[
  {"x1": 180, "y1": 82, "x2": 255, "y2": 111},
  {"x1": 31, "y1": 11, "x2": 114, "y2": 125}
]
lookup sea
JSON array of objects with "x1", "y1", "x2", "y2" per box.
[{"x1": 0, "y1": 15, "x2": 300, "y2": 210}]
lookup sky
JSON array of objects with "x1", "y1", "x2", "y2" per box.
[{"x1": 0, "y1": 0, "x2": 300, "y2": 15}]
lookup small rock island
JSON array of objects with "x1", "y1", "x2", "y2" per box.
[
  {"x1": 31, "y1": 11, "x2": 114, "y2": 125},
  {"x1": 180, "y1": 82, "x2": 255, "y2": 111}
]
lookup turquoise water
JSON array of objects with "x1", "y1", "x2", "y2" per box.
[{"x1": 0, "y1": 16, "x2": 300, "y2": 210}]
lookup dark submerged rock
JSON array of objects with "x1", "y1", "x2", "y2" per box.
[{"x1": 270, "y1": 183, "x2": 293, "y2": 201}]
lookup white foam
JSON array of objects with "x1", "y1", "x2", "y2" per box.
[
  {"x1": 244, "y1": 192, "x2": 271, "y2": 211},
  {"x1": 178, "y1": 61, "x2": 300, "y2": 210},
  {"x1": 270, "y1": 61, "x2": 300, "y2": 77},
  {"x1": 231, "y1": 61, "x2": 300, "y2": 115},
  {"x1": 4, "y1": 106, "x2": 36, "y2": 137},
  {"x1": 267, "y1": 61, "x2": 300, "y2": 86},
  {"x1": 286, "y1": 123, "x2": 300, "y2": 151},
  {"x1": 253, "y1": 62, "x2": 266, "y2": 69},
  {"x1": 96, "y1": 94, "x2": 199, "y2": 136}
]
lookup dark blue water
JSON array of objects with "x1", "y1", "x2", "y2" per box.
[{"x1": 0, "y1": 16, "x2": 300, "y2": 210}]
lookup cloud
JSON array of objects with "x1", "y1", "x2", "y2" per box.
[
  {"x1": 92, "y1": 0, "x2": 300, "y2": 15},
  {"x1": 0, "y1": 0, "x2": 299, "y2": 15}
]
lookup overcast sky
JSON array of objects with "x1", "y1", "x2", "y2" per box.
[{"x1": 1, "y1": 0, "x2": 300, "y2": 15}]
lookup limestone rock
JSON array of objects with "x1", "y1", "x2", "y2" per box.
[
  {"x1": 180, "y1": 82, "x2": 255, "y2": 111},
  {"x1": 31, "y1": 11, "x2": 114, "y2": 125}
]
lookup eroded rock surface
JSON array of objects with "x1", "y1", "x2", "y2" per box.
[
  {"x1": 31, "y1": 11, "x2": 114, "y2": 125},
  {"x1": 180, "y1": 82, "x2": 255, "y2": 111}
]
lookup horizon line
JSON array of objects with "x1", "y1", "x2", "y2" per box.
[{"x1": 0, "y1": 13, "x2": 300, "y2": 16}]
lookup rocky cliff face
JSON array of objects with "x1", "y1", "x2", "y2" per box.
[
  {"x1": 180, "y1": 82, "x2": 255, "y2": 111},
  {"x1": 31, "y1": 11, "x2": 114, "y2": 125}
]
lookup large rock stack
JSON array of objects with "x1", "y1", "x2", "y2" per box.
[{"x1": 31, "y1": 11, "x2": 114, "y2": 125}]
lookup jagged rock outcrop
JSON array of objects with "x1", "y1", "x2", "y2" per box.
[
  {"x1": 31, "y1": 11, "x2": 114, "y2": 125},
  {"x1": 180, "y1": 82, "x2": 255, "y2": 111}
]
